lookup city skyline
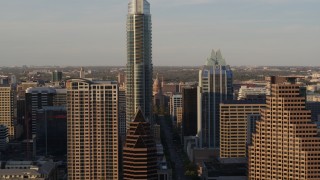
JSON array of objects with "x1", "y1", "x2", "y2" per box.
[
  {"x1": 0, "y1": 0, "x2": 319, "y2": 66},
  {"x1": 1, "y1": 0, "x2": 320, "y2": 179}
]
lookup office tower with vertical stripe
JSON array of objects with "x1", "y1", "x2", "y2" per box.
[{"x1": 197, "y1": 49, "x2": 233, "y2": 148}]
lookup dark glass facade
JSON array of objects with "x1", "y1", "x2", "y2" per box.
[
  {"x1": 52, "y1": 71, "x2": 62, "y2": 82},
  {"x1": 182, "y1": 87, "x2": 198, "y2": 137},
  {"x1": 36, "y1": 107, "x2": 67, "y2": 156},
  {"x1": 25, "y1": 87, "x2": 56, "y2": 139}
]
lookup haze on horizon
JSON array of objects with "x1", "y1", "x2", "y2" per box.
[{"x1": 0, "y1": 0, "x2": 319, "y2": 67}]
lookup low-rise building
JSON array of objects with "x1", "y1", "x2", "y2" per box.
[
  {"x1": 156, "y1": 143, "x2": 172, "y2": 180},
  {"x1": 199, "y1": 159, "x2": 247, "y2": 180},
  {"x1": 238, "y1": 86, "x2": 266, "y2": 100},
  {"x1": 0, "y1": 160, "x2": 58, "y2": 180}
]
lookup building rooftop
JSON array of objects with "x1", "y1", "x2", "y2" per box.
[
  {"x1": 25, "y1": 87, "x2": 56, "y2": 94},
  {"x1": 202, "y1": 159, "x2": 247, "y2": 178},
  {"x1": 0, "y1": 169, "x2": 42, "y2": 176},
  {"x1": 55, "y1": 88, "x2": 67, "y2": 94},
  {"x1": 6, "y1": 161, "x2": 33, "y2": 166},
  {"x1": 38, "y1": 161, "x2": 56, "y2": 175},
  {"x1": 221, "y1": 99, "x2": 266, "y2": 105},
  {"x1": 2, "y1": 160, "x2": 57, "y2": 177}
]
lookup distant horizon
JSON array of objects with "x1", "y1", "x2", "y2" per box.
[{"x1": 1, "y1": 65, "x2": 320, "y2": 68}]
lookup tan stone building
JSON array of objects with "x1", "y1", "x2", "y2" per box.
[
  {"x1": 66, "y1": 79, "x2": 118, "y2": 180},
  {"x1": 220, "y1": 100, "x2": 265, "y2": 158},
  {"x1": 249, "y1": 76, "x2": 320, "y2": 180},
  {"x1": 0, "y1": 85, "x2": 16, "y2": 140},
  {"x1": 176, "y1": 107, "x2": 183, "y2": 128}
]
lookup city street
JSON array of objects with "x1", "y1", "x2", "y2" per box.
[{"x1": 159, "y1": 115, "x2": 191, "y2": 180}]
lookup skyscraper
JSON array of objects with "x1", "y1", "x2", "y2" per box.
[
  {"x1": 52, "y1": 70, "x2": 63, "y2": 82},
  {"x1": 123, "y1": 109, "x2": 157, "y2": 180},
  {"x1": 66, "y1": 79, "x2": 118, "y2": 179},
  {"x1": 25, "y1": 87, "x2": 56, "y2": 139},
  {"x1": 36, "y1": 106, "x2": 67, "y2": 156},
  {"x1": 249, "y1": 76, "x2": 320, "y2": 180},
  {"x1": 197, "y1": 49, "x2": 233, "y2": 148},
  {"x1": 0, "y1": 85, "x2": 16, "y2": 140},
  {"x1": 126, "y1": 0, "x2": 153, "y2": 125},
  {"x1": 182, "y1": 87, "x2": 198, "y2": 137},
  {"x1": 170, "y1": 94, "x2": 182, "y2": 123},
  {"x1": 220, "y1": 100, "x2": 265, "y2": 158}
]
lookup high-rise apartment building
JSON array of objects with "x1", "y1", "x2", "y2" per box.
[
  {"x1": 220, "y1": 100, "x2": 265, "y2": 158},
  {"x1": 123, "y1": 109, "x2": 157, "y2": 180},
  {"x1": 66, "y1": 79, "x2": 118, "y2": 179},
  {"x1": 249, "y1": 76, "x2": 320, "y2": 180},
  {"x1": 0, "y1": 85, "x2": 16, "y2": 140},
  {"x1": 197, "y1": 49, "x2": 233, "y2": 148},
  {"x1": 126, "y1": 0, "x2": 153, "y2": 125}
]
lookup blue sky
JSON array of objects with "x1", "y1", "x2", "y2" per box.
[{"x1": 0, "y1": 0, "x2": 319, "y2": 66}]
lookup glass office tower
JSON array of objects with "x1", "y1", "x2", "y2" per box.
[
  {"x1": 197, "y1": 49, "x2": 233, "y2": 148},
  {"x1": 126, "y1": 0, "x2": 153, "y2": 126}
]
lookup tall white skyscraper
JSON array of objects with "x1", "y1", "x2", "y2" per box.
[{"x1": 126, "y1": 0, "x2": 153, "y2": 126}]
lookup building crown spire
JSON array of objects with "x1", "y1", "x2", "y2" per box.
[
  {"x1": 206, "y1": 49, "x2": 227, "y2": 66},
  {"x1": 128, "y1": 0, "x2": 150, "y2": 15}
]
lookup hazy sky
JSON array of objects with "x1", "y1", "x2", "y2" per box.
[{"x1": 0, "y1": 0, "x2": 319, "y2": 66}]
